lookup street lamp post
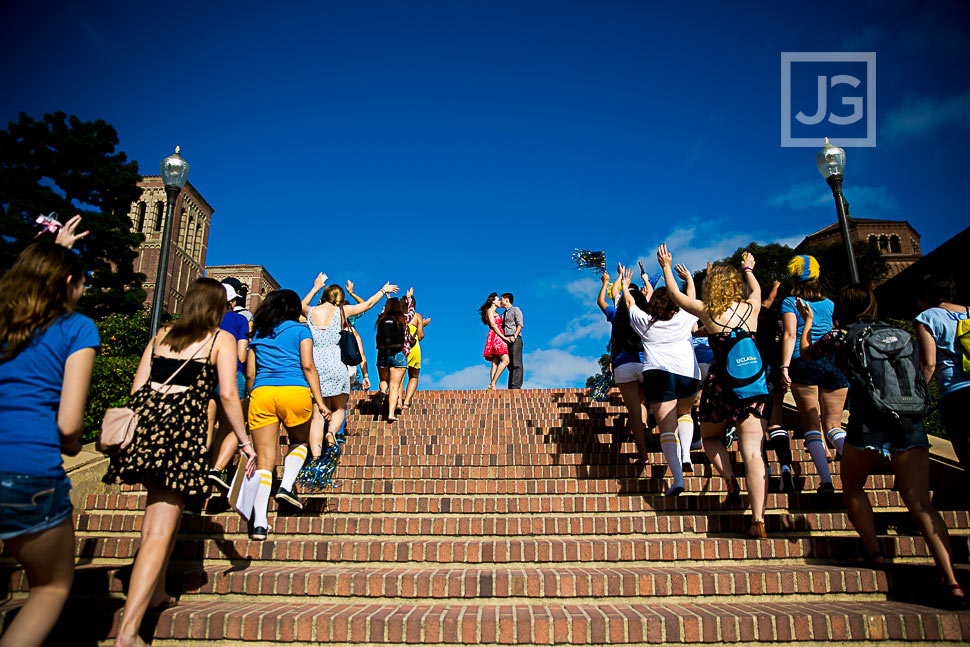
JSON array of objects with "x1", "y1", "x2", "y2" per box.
[
  {"x1": 815, "y1": 137, "x2": 861, "y2": 284},
  {"x1": 148, "y1": 147, "x2": 191, "y2": 337}
]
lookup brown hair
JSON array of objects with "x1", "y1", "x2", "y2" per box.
[
  {"x1": 644, "y1": 286, "x2": 679, "y2": 322},
  {"x1": 791, "y1": 279, "x2": 824, "y2": 300},
  {"x1": 0, "y1": 242, "x2": 86, "y2": 361},
  {"x1": 702, "y1": 265, "x2": 744, "y2": 318},
  {"x1": 320, "y1": 285, "x2": 346, "y2": 306},
  {"x1": 376, "y1": 297, "x2": 407, "y2": 331},
  {"x1": 162, "y1": 278, "x2": 226, "y2": 352},
  {"x1": 836, "y1": 283, "x2": 878, "y2": 324}
]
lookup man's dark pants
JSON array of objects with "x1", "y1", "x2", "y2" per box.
[{"x1": 507, "y1": 337, "x2": 523, "y2": 389}]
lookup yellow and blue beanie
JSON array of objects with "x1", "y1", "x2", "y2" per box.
[{"x1": 787, "y1": 255, "x2": 820, "y2": 283}]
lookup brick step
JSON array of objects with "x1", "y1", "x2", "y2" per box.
[
  {"x1": 85, "y1": 490, "x2": 912, "y2": 515},
  {"x1": 115, "y1": 474, "x2": 873, "y2": 496},
  {"x1": 74, "y1": 509, "x2": 970, "y2": 538},
  {"x1": 331, "y1": 452, "x2": 835, "y2": 467},
  {"x1": 66, "y1": 532, "x2": 970, "y2": 564},
  {"x1": 3, "y1": 598, "x2": 967, "y2": 644},
  {"x1": 2, "y1": 562, "x2": 894, "y2": 600}
]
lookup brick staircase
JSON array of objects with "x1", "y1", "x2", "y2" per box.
[{"x1": 3, "y1": 389, "x2": 970, "y2": 645}]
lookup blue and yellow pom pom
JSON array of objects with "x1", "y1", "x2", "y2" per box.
[{"x1": 787, "y1": 255, "x2": 819, "y2": 283}]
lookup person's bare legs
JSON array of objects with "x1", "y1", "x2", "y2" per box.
[
  {"x1": 701, "y1": 420, "x2": 734, "y2": 483},
  {"x1": 791, "y1": 383, "x2": 834, "y2": 482},
  {"x1": 617, "y1": 380, "x2": 647, "y2": 458},
  {"x1": 737, "y1": 413, "x2": 768, "y2": 529},
  {"x1": 403, "y1": 367, "x2": 420, "y2": 407},
  {"x1": 378, "y1": 367, "x2": 390, "y2": 395},
  {"x1": 0, "y1": 518, "x2": 76, "y2": 647},
  {"x1": 114, "y1": 485, "x2": 184, "y2": 647},
  {"x1": 323, "y1": 394, "x2": 348, "y2": 446},
  {"x1": 840, "y1": 444, "x2": 881, "y2": 556},
  {"x1": 488, "y1": 359, "x2": 498, "y2": 387},
  {"x1": 307, "y1": 406, "x2": 326, "y2": 459},
  {"x1": 892, "y1": 447, "x2": 962, "y2": 591},
  {"x1": 490, "y1": 354, "x2": 510, "y2": 389},
  {"x1": 819, "y1": 386, "x2": 849, "y2": 456},
  {"x1": 387, "y1": 367, "x2": 406, "y2": 421}
]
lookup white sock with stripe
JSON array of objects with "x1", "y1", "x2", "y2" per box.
[
  {"x1": 677, "y1": 414, "x2": 694, "y2": 464},
  {"x1": 252, "y1": 469, "x2": 273, "y2": 529},
  {"x1": 660, "y1": 430, "x2": 684, "y2": 493},
  {"x1": 280, "y1": 444, "x2": 308, "y2": 492},
  {"x1": 826, "y1": 427, "x2": 846, "y2": 456},
  {"x1": 803, "y1": 430, "x2": 832, "y2": 485}
]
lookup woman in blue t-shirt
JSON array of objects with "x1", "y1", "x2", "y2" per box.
[
  {"x1": 0, "y1": 231, "x2": 98, "y2": 646},
  {"x1": 915, "y1": 273, "x2": 970, "y2": 475},
  {"x1": 246, "y1": 289, "x2": 327, "y2": 540},
  {"x1": 780, "y1": 255, "x2": 846, "y2": 494}
]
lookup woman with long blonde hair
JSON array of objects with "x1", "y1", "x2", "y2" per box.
[{"x1": 659, "y1": 245, "x2": 770, "y2": 539}]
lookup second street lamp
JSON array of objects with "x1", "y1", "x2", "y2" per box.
[
  {"x1": 815, "y1": 137, "x2": 861, "y2": 284},
  {"x1": 149, "y1": 146, "x2": 191, "y2": 337}
]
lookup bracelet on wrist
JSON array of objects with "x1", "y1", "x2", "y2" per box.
[
  {"x1": 742, "y1": 266, "x2": 753, "y2": 272},
  {"x1": 780, "y1": 366, "x2": 789, "y2": 369},
  {"x1": 239, "y1": 440, "x2": 251, "y2": 448}
]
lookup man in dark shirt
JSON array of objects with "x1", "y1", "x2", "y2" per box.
[{"x1": 501, "y1": 293, "x2": 524, "y2": 389}]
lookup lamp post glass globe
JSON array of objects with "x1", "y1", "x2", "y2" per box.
[
  {"x1": 160, "y1": 146, "x2": 190, "y2": 188},
  {"x1": 815, "y1": 136, "x2": 846, "y2": 180}
]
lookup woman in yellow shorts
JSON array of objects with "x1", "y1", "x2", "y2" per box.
[{"x1": 245, "y1": 289, "x2": 327, "y2": 540}]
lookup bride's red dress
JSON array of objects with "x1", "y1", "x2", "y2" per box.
[{"x1": 483, "y1": 315, "x2": 509, "y2": 359}]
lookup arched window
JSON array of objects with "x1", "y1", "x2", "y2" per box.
[
  {"x1": 153, "y1": 201, "x2": 164, "y2": 232},
  {"x1": 890, "y1": 235, "x2": 901, "y2": 253},
  {"x1": 869, "y1": 235, "x2": 878, "y2": 252},
  {"x1": 879, "y1": 235, "x2": 889, "y2": 252},
  {"x1": 136, "y1": 202, "x2": 146, "y2": 232}
]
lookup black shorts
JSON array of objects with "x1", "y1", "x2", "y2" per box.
[
  {"x1": 789, "y1": 355, "x2": 849, "y2": 390},
  {"x1": 642, "y1": 369, "x2": 701, "y2": 404}
]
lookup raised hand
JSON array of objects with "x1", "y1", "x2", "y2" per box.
[
  {"x1": 674, "y1": 263, "x2": 690, "y2": 280},
  {"x1": 313, "y1": 272, "x2": 327, "y2": 290},
  {"x1": 795, "y1": 297, "x2": 813, "y2": 322},
  {"x1": 382, "y1": 283, "x2": 400, "y2": 295},
  {"x1": 422, "y1": 317, "x2": 431, "y2": 326},
  {"x1": 620, "y1": 266, "x2": 633, "y2": 290},
  {"x1": 657, "y1": 244, "x2": 673, "y2": 269},
  {"x1": 407, "y1": 287, "x2": 414, "y2": 299},
  {"x1": 601, "y1": 270, "x2": 610, "y2": 284},
  {"x1": 55, "y1": 214, "x2": 89, "y2": 249},
  {"x1": 742, "y1": 251, "x2": 756, "y2": 270},
  {"x1": 345, "y1": 279, "x2": 354, "y2": 294}
]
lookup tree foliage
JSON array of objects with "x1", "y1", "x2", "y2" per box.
[
  {"x1": 585, "y1": 353, "x2": 611, "y2": 388},
  {"x1": 0, "y1": 111, "x2": 146, "y2": 319}
]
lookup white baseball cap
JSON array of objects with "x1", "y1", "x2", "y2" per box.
[{"x1": 223, "y1": 283, "x2": 238, "y2": 302}]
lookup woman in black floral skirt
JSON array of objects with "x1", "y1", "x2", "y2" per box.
[{"x1": 105, "y1": 278, "x2": 256, "y2": 647}]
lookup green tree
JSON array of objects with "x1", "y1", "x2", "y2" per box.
[
  {"x1": 692, "y1": 241, "x2": 797, "y2": 297},
  {"x1": 585, "y1": 353, "x2": 611, "y2": 388},
  {"x1": 0, "y1": 111, "x2": 146, "y2": 319}
]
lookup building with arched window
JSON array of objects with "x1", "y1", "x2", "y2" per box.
[
  {"x1": 796, "y1": 218, "x2": 922, "y2": 285},
  {"x1": 204, "y1": 264, "x2": 280, "y2": 313},
  {"x1": 125, "y1": 176, "x2": 214, "y2": 314}
]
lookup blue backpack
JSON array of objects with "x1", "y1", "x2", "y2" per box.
[{"x1": 717, "y1": 303, "x2": 769, "y2": 399}]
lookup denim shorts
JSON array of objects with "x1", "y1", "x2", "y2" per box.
[
  {"x1": 789, "y1": 355, "x2": 849, "y2": 390},
  {"x1": 0, "y1": 472, "x2": 73, "y2": 541},
  {"x1": 845, "y1": 412, "x2": 931, "y2": 458},
  {"x1": 377, "y1": 349, "x2": 408, "y2": 368},
  {"x1": 642, "y1": 369, "x2": 701, "y2": 404}
]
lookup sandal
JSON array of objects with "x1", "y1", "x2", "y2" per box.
[
  {"x1": 324, "y1": 432, "x2": 336, "y2": 448},
  {"x1": 940, "y1": 583, "x2": 968, "y2": 610},
  {"x1": 743, "y1": 521, "x2": 767, "y2": 539}
]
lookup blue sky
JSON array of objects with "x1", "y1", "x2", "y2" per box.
[{"x1": 2, "y1": 1, "x2": 968, "y2": 389}]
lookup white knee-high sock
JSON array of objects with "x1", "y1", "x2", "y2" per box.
[
  {"x1": 803, "y1": 430, "x2": 832, "y2": 484},
  {"x1": 677, "y1": 414, "x2": 694, "y2": 463},
  {"x1": 280, "y1": 444, "x2": 308, "y2": 491},
  {"x1": 826, "y1": 427, "x2": 846, "y2": 456},
  {"x1": 252, "y1": 469, "x2": 273, "y2": 529},
  {"x1": 660, "y1": 430, "x2": 684, "y2": 491}
]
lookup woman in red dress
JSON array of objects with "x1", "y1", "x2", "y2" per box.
[{"x1": 480, "y1": 292, "x2": 511, "y2": 389}]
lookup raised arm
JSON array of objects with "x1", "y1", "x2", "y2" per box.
[
  {"x1": 346, "y1": 280, "x2": 365, "y2": 305},
  {"x1": 596, "y1": 271, "x2": 611, "y2": 313},
  {"x1": 54, "y1": 214, "x2": 89, "y2": 249},
  {"x1": 620, "y1": 268, "x2": 637, "y2": 311},
  {"x1": 740, "y1": 252, "x2": 762, "y2": 310},
  {"x1": 674, "y1": 264, "x2": 696, "y2": 299},
  {"x1": 610, "y1": 262, "x2": 622, "y2": 301},
  {"x1": 762, "y1": 280, "x2": 781, "y2": 309},
  {"x1": 657, "y1": 245, "x2": 705, "y2": 317},
  {"x1": 301, "y1": 272, "x2": 328, "y2": 316},
  {"x1": 344, "y1": 282, "x2": 399, "y2": 317},
  {"x1": 639, "y1": 268, "x2": 654, "y2": 301}
]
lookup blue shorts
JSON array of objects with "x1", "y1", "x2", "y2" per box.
[
  {"x1": 0, "y1": 472, "x2": 73, "y2": 541},
  {"x1": 642, "y1": 370, "x2": 701, "y2": 404},
  {"x1": 237, "y1": 371, "x2": 247, "y2": 399},
  {"x1": 789, "y1": 355, "x2": 849, "y2": 390},
  {"x1": 377, "y1": 350, "x2": 408, "y2": 369},
  {"x1": 845, "y1": 414, "x2": 930, "y2": 458}
]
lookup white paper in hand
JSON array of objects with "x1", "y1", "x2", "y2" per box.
[{"x1": 228, "y1": 461, "x2": 260, "y2": 521}]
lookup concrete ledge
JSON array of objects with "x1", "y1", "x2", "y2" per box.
[{"x1": 64, "y1": 442, "x2": 118, "y2": 510}]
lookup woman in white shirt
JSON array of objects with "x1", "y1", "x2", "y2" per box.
[{"x1": 620, "y1": 263, "x2": 701, "y2": 496}]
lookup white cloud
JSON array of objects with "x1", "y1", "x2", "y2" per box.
[
  {"x1": 425, "y1": 364, "x2": 491, "y2": 390},
  {"x1": 884, "y1": 90, "x2": 970, "y2": 140},
  {"x1": 521, "y1": 348, "x2": 601, "y2": 389},
  {"x1": 767, "y1": 183, "x2": 896, "y2": 212},
  {"x1": 548, "y1": 312, "x2": 609, "y2": 347},
  {"x1": 565, "y1": 277, "x2": 600, "y2": 300}
]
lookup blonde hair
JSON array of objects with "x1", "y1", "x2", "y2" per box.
[
  {"x1": 702, "y1": 265, "x2": 744, "y2": 318},
  {"x1": 320, "y1": 285, "x2": 346, "y2": 306}
]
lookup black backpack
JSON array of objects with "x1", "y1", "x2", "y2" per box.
[
  {"x1": 843, "y1": 320, "x2": 930, "y2": 422},
  {"x1": 377, "y1": 317, "x2": 405, "y2": 352}
]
